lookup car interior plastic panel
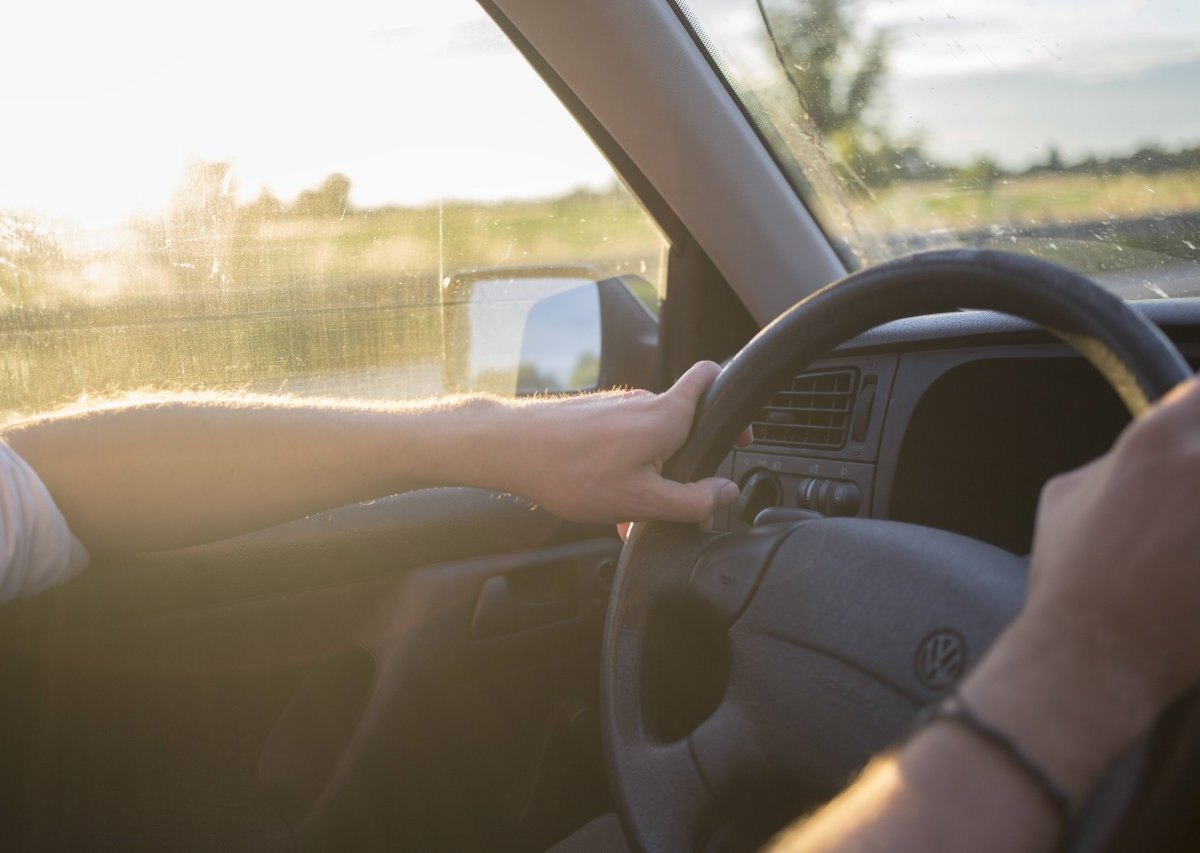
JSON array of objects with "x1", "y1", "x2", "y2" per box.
[{"x1": 716, "y1": 298, "x2": 1200, "y2": 553}]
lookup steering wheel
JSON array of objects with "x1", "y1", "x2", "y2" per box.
[{"x1": 602, "y1": 250, "x2": 1196, "y2": 852}]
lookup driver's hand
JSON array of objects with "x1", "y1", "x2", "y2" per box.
[
  {"x1": 959, "y1": 375, "x2": 1200, "y2": 799},
  {"x1": 1020, "y1": 375, "x2": 1200, "y2": 717},
  {"x1": 499, "y1": 361, "x2": 746, "y2": 525},
  {"x1": 616, "y1": 414, "x2": 752, "y2": 542}
]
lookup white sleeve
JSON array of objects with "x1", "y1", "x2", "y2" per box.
[{"x1": 0, "y1": 440, "x2": 90, "y2": 603}]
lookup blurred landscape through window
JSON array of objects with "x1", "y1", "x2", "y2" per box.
[{"x1": 0, "y1": 0, "x2": 666, "y2": 418}]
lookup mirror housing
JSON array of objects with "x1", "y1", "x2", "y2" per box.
[{"x1": 441, "y1": 266, "x2": 658, "y2": 395}]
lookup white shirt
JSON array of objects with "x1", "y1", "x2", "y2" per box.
[{"x1": 0, "y1": 440, "x2": 90, "y2": 603}]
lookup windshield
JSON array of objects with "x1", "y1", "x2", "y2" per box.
[{"x1": 678, "y1": 0, "x2": 1200, "y2": 299}]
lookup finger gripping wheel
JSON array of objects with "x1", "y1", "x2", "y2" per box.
[{"x1": 604, "y1": 250, "x2": 1193, "y2": 852}]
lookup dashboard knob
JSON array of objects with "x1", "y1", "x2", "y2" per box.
[
  {"x1": 829, "y1": 481, "x2": 863, "y2": 516},
  {"x1": 732, "y1": 470, "x2": 782, "y2": 524}
]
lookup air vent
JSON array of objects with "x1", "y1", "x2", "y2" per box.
[{"x1": 752, "y1": 368, "x2": 858, "y2": 450}]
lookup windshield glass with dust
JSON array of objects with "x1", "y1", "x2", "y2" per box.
[{"x1": 679, "y1": 0, "x2": 1200, "y2": 299}]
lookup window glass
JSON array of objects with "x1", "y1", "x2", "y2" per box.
[
  {"x1": 679, "y1": 0, "x2": 1200, "y2": 298},
  {"x1": 0, "y1": 0, "x2": 666, "y2": 419}
]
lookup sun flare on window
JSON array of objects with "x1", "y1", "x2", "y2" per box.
[
  {"x1": 0, "y1": 0, "x2": 667, "y2": 417},
  {"x1": 1, "y1": 0, "x2": 610, "y2": 226}
]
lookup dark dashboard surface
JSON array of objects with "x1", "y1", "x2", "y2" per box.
[{"x1": 714, "y1": 298, "x2": 1200, "y2": 554}]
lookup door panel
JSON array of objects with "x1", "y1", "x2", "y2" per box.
[{"x1": 0, "y1": 489, "x2": 618, "y2": 851}]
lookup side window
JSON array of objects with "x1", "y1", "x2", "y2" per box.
[{"x1": 0, "y1": 1, "x2": 666, "y2": 419}]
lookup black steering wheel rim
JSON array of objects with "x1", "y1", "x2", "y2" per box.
[
  {"x1": 667, "y1": 249, "x2": 1186, "y2": 484},
  {"x1": 603, "y1": 250, "x2": 1194, "y2": 852}
]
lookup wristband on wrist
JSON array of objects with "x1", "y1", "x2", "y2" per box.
[{"x1": 915, "y1": 691, "x2": 1072, "y2": 824}]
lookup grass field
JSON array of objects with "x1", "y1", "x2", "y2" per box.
[
  {"x1": 852, "y1": 171, "x2": 1200, "y2": 235},
  {"x1": 0, "y1": 187, "x2": 666, "y2": 417},
  {"x1": 3, "y1": 169, "x2": 1199, "y2": 418}
]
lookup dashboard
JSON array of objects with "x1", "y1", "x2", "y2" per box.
[{"x1": 712, "y1": 299, "x2": 1200, "y2": 554}]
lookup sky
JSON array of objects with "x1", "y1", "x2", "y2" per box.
[
  {"x1": 692, "y1": 0, "x2": 1200, "y2": 166},
  {"x1": 0, "y1": 0, "x2": 615, "y2": 226},
  {"x1": 861, "y1": 0, "x2": 1200, "y2": 166},
  {"x1": 3, "y1": 0, "x2": 1200, "y2": 226}
]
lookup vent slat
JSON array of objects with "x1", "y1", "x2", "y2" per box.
[
  {"x1": 761, "y1": 424, "x2": 845, "y2": 434},
  {"x1": 762, "y1": 409, "x2": 851, "y2": 420},
  {"x1": 752, "y1": 368, "x2": 858, "y2": 450}
]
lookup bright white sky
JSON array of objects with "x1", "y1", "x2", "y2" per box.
[
  {"x1": 4, "y1": 0, "x2": 1200, "y2": 227},
  {"x1": 0, "y1": 0, "x2": 615, "y2": 226},
  {"x1": 860, "y1": 0, "x2": 1200, "y2": 79}
]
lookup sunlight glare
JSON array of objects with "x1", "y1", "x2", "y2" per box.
[{"x1": 0, "y1": 0, "x2": 611, "y2": 227}]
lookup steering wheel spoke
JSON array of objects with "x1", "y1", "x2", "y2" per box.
[
  {"x1": 688, "y1": 696, "x2": 769, "y2": 800},
  {"x1": 606, "y1": 738, "x2": 716, "y2": 851},
  {"x1": 688, "y1": 523, "x2": 798, "y2": 627}
]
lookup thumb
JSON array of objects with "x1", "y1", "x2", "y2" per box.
[{"x1": 642, "y1": 477, "x2": 740, "y2": 524}]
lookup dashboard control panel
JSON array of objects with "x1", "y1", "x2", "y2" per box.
[{"x1": 710, "y1": 354, "x2": 896, "y2": 533}]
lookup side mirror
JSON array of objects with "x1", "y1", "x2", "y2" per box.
[{"x1": 442, "y1": 266, "x2": 658, "y2": 395}]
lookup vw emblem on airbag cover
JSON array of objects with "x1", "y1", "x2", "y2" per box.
[{"x1": 915, "y1": 630, "x2": 965, "y2": 689}]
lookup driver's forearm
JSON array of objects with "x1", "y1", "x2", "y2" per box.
[
  {"x1": 769, "y1": 618, "x2": 1154, "y2": 853},
  {"x1": 1, "y1": 362, "x2": 738, "y2": 556},
  {"x1": 768, "y1": 726, "x2": 1061, "y2": 853},
  {"x1": 1, "y1": 394, "x2": 518, "y2": 554}
]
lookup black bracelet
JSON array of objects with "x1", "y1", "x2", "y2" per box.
[{"x1": 915, "y1": 692, "x2": 1072, "y2": 824}]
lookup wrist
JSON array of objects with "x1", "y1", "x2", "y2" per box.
[
  {"x1": 960, "y1": 614, "x2": 1157, "y2": 804},
  {"x1": 386, "y1": 394, "x2": 520, "y2": 493}
]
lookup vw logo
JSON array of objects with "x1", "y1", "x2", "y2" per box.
[{"x1": 915, "y1": 631, "x2": 965, "y2": 689}]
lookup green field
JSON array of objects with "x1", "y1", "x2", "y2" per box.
[
  {"x1": 0, "y1": 188, "x2": 666, "y2": 417},
  {"x1": 4, "y1": 169, "x2": 1199, "y2": 419},
  {"x1": 853, "y1": 171, "x2": 1200, "y2": 234}
]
